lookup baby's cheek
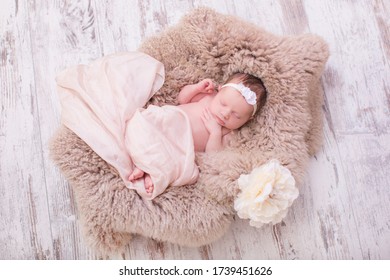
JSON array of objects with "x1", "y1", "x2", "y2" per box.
[
  {"x1": 209, "y1": 105, "x2": 218, "y2": 115},
  {"x1": 232, "y1": 120, "x2": 245, "y2": 130}
]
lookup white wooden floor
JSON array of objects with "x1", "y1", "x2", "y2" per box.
[{"x1": 0, "y1": 0, "x2": 389, "y2": 260}]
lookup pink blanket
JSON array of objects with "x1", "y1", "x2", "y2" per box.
[{"x1": 56, "y1": 52, "x2": 199, "y2": 199}]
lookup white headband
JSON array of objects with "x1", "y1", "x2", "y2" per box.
[{"x1": 221, "y1": 83, "x2": 257, "y2": 116}]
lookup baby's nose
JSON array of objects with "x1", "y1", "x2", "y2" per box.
[{"x1": 222, "y1": 110, "x2": 230, "y2": 120}]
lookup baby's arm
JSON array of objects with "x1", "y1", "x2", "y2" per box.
[
  {"x1": 205, "y1": 131, "x2": 223, "y2": 152},
  {"x1": 177, "y1": 79, "x2": 216, "y2": 104}
]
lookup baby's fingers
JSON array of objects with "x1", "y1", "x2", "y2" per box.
[
  {"x1": 201, "y1": 110, "x2": 207, "y2": 120},
  {"x1": 203, "y1": 108, "x2": 212, "y2": 118},
  {"x1": 200, "y1": 113, "x2": 208, "y2": 127},
  {"x1": 204, "y1": 79, "x2": 216, "y2": 91}
]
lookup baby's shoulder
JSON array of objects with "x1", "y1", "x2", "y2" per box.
[{"x1": 198, "y1": 93, "x2": 215, "y2": 104}]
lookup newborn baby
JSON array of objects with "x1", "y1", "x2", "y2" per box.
[
  {"x1": 129, "y1": 73, "x2": 266, "y2": 195},
  {"x1": 57, "y1": 52, "x2": 268, "y2": 199}
]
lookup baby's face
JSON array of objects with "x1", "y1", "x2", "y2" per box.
[{"x1": 209, "y1": 84, "x2": 254, "y2": 130}]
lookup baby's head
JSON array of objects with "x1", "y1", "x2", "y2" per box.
[{"x1": 209, "y1": 73, "x2": 266, "y2": 130}]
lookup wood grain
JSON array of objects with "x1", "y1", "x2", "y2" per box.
[{"x1": 0, "y1": 0, "x2": 389, "y2": 259}]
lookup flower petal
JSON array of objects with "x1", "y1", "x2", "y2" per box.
[{"x1": 234, "y1": 159, "x2": 299, "y2": 228}]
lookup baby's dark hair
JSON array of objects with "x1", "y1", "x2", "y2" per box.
[{"x1": 226, "y1": 73, "x2": 267, "y2": 115}]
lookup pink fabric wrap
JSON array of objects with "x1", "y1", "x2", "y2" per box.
[{"x1": 56, "y1": 51, "x2": 199, "y2": 199}]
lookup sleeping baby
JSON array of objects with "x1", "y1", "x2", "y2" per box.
[
  {"x1": 57, "y1": 52, "x2": 266, "y2": 199},
  {"x1": 129, "y1": 73, "x2": 266, "y2": 195}
]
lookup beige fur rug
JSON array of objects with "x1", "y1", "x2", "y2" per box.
[{"x1": 50, "y1": 7, "x2": 329, "y2": 254}]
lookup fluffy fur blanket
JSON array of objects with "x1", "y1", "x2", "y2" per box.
[{"x1": 50, "y1": 7, "x2": 329, "y2": 254}]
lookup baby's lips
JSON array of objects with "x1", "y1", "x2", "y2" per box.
[{"x1": 215, "y1": 115, "x2": 225, "y2": 126}]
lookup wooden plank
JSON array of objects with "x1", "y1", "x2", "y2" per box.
[
  {"x1": 0, "y1": 0, "x2": 53, "y2": 259},
  {"x1": 26, "y1": 0, "x2": 104, "y2": 259},
  {"x1": 279, "y1": 0, "x2": 309, "y2": 34},
  {"x1": 373, "y1": 0, "x2": 390, "y2": 62},
  {"x1": 304, "y1": 0, "x2": 390, "y2": 134},
  {"x1": 337, "y1": 133, "x2": 390, "y2": 259},
  {"x1": 303, "y1": 0, "x2": 390, "y2": 259}
]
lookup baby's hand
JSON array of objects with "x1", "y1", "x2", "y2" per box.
[
  {"x1": 201, "y1": 108, "x2": 222, "y2": 135},
  {"x1": 198, "y1": 79, "x2": 217, "y2": 94}
]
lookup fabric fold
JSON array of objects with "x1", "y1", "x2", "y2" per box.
[{"x1": 56, "y1": 51, "x2": 198, "y2": 199}]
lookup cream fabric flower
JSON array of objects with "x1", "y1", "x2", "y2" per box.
[{"x1": 234, "y1": 159, "x2": 299, "y2": 228}]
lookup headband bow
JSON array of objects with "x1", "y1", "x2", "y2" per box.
[{"x1": 221, "y1": 83, "x2": 257, "y2": 116}]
